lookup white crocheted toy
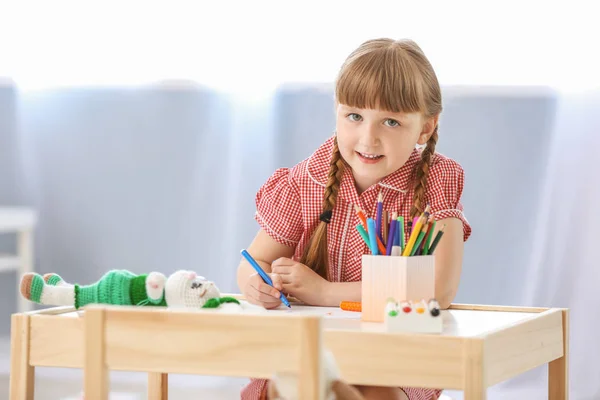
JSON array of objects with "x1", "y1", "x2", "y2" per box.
[
  {"x1": 267, "y1": 350, "x2": 365, "y2": 400},
  {"x1": 20, "y1": 269, "x2": 242, "y2": 310}
]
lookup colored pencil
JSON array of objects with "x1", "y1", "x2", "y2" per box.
[
  {"x1": 354, "y1": 204, "x2": 368, "y2": 230},
  {"x1": 417, "y1": 216, "x2": 434, "y2": 255},
  {"x1": 240, "y1": 249, "x2": 291, "y2": 308},
  {"x1": 367, "y1": 218, "x2": 379, "y2": 255},
  {"x1": 410, "y1": 216, "x2": 419, "y2": 235},
  {"x1": 356, "y1": 224, "x2": 372, "y2": 252},
  {"x1": 355, "y1": 204, "x2": 386, "y2": 254},
  {"x1": 428, "y1": 224, "x2": 446, "y2": 254},
  {"x1": 385, "y1": 212, "x2": 398, "y2": 255},
  {"x1": 410, "y1": 222, "x2": 428, "y2": 256},
  {"x1": 392, "y1": 214, "x2": 400, "y2": 251},
  {"x1": 398, "y1": 216, "x2": 405, "y2": 252},
  {"x1": 375, "y1": 192, "x2": 383, "y2": 242},
  {"x1": 382, "y1": 210, "x2": 389, "y2": 243},
  {"x1": 403, "y1": 215, "x2": 425, "y2": 256},
  {"x1": 402, "y1": 205, "x2": 431, "y2": 256},
  {"x1": 422, "y1": 219, "x2": 437, "y2": 255}
]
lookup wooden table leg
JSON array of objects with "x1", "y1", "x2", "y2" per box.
[
  {"x1": 148, "y1": 373, "x2": 168, "y2": 400},
  {"x1": 85, "y1": 308, "x2": 109, "y2": 400},
  {"x1": 549, "y1": 309, "x2": 569, "y2": 399},
  {"x1": 9, "y1": 314, "x2": 35, "y2": 400},
  {"x1": 464, "y1": 339, "x2": 486, "y2": 400}
]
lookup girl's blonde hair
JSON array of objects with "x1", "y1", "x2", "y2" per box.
[{"x1": 301, "y1": 38, "x2": 442, "y2": 280}]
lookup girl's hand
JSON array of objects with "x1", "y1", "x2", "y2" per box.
[
  {"x1": 243, "y1": 272, "x2": 284, "y2": 309},
  {"x1": 271, "y1": 257, "x2": 330, "y2": 306}
]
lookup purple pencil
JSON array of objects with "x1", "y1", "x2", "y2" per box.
[
  {"x1": 375, "y1": 192, "x2": 383, "y2": 241},
  {"x1": 385, "y1": 213, "x2": 398, "y2": 255}
]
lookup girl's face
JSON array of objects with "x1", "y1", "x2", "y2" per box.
[{"x1": 335, "y1": 104, "x2": 437, "y2": 194}]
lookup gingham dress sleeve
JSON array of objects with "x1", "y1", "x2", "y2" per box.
[
  {"x1": 254, "y1": 168, "x2": 303, "y2": 247},
  {"x1": 428, "y1": 157, "x2": 472, "y2": 241}
]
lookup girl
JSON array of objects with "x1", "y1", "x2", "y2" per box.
[{"x1": 237, "y1": 38, "x2": 471, "y2": 400}]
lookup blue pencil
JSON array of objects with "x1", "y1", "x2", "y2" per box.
[
  {"x1": 240, "y1": 249, "x2": 291, "y2": 308},
  {"x1": 366, "y1": 218, "x2": 379, "y2": 255}
]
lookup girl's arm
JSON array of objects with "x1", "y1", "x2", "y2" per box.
[
  {"x1": 432, "y1": 217, "x2": 464, "y2": 309},
  {"x1": 236, "y1": 229, "x2": 295, "y2": 291},
  {"x1": 322, "y1": 282, "x2": 362, "y2": 306}
]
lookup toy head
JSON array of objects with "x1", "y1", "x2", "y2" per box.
[{"x1": 164, "y1": 270, "x2": 221, "y2": 308}]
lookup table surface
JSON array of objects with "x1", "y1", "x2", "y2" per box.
[
  {"x1": 51, "y1": 302, "x2": 543, "y2": 338},
  {"x1": 18, "y1": 302, "x2": 567, "y2": 397}
]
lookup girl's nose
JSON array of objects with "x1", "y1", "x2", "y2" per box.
[{"x1": 359, "y1": 124, "x2": 380, "y2": 146}]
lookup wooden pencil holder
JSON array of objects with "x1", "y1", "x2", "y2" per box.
[{"x1": 361, "y1": 255, "x2": 435, "y2": 322}]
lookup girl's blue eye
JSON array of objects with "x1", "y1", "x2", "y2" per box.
[
  {"x1": 347, "y1": 113, "x2": 362, "y2": 122},
  {"x1": 384, "y1": 119, "x2": 400, "y2": 127}
]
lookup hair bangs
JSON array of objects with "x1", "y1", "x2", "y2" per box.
[{"x1": 335, "y1": 45, "x2": 428, "y2": 114}]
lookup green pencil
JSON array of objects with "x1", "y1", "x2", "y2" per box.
[
  {"x1": 428, "y1": 224, "x2": 446, "y2": 255},
  {"x1": 356, "y1": 224, "x2": 373, "y2": 253},
  {"x1": 423, "y1": 220, "x2": 437, "y2": 255},
  {"x1": 398, "y1": 216, "x2": 405, "y2": 253},
  {"x1": 410, "y1": 231, "x2": 426, "y2": 256}
]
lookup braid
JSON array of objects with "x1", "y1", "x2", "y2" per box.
[
  {"x1": 410, "y1": 126, "x2": 438, "y2": 218},
  {"x1": 300, "y1": 138, "x2": 345, "y2": 280}
]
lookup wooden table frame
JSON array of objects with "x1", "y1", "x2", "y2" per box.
[{"x1": 9, "y1": 302, "x2": 569, "y2": 400}]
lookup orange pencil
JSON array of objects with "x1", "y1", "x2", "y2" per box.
[
  {"x1": 354, "y1": 204, "x2": 368, "y2": 230},
  {"x1": 354, "y1": 205, "x2": 386, "y2": 254},
  {"x1": 340, "y1": 301, "x2": 362, "y2": 312}
]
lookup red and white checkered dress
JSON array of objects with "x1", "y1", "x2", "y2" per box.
[{"x1": 241, "y1": 135, "x2": 471, "y2": 400}]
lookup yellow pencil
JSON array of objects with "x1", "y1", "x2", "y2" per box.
[{"x1": 402, "y1": 205, "x2": 431, "y2": 256}]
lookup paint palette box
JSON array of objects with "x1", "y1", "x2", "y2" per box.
[
  {"x1": 361, "y1": 255, "x2": 435, "y2": 322},
  {"x1": 384, "y1": 298, "x2": 443, "y2": 334}
]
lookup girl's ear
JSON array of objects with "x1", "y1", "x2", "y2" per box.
[{"x1": 417, "y1": 115, "x2": 439, "y2": 145}]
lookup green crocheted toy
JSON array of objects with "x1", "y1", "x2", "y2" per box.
[{"x1": 20, "y1": 269, "x2": 239, "y2": 310}]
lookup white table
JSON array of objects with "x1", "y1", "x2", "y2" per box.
[{"x1": 0, "y1": 207, "x2": 37, "y2": 312}]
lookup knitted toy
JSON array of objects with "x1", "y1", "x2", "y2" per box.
[
  {"x1": 19, "y1": 269, "x2": 240, "y2": 310},
  {"x1": 267, "y1": 350, "x2": 365, "y2": 400}
]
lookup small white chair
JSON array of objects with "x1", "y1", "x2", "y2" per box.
[{"x1": 0, "y1": 206, "x2": 37, "y2": 312}]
